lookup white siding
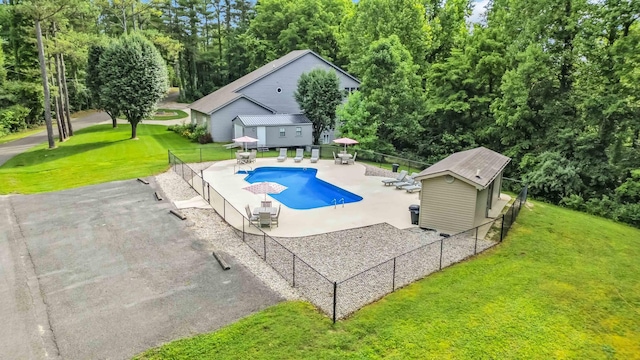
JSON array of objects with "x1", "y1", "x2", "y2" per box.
[
  {"x1": 419, "y1": 176, "x2": 477, "y2": 235},
  {"x1": 492, "y1": 172, "x2": 503, "y2": 203},
  {"x1": 240, "y1": 53, "x2": 360, "y2": 114}
]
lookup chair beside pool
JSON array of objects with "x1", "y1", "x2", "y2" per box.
[
  {"x1": 310, "y1": 149, "x2": 320, "y2": 163},
  {"x1": 333, "y1": 151, "x2": 341, "y2": 165},
  {"x1": 382, "y1": 170, "x2": 408, "y2": 186},
  {"x1": 347, "y1": 152, "x2": 357, "y2": 165},
  {"x1": 259, "y1": 212, "x2": 272, "y2": 229},
  {"x1": 244, "y1": 205, "x2": 259, "y2": 226},
  {"x1": 294, "y1": 148, "x2": 304, "y2": 163},
  {"x1": 277, "y1": 148, "x2": 287, "y2": 162},
  {"x1": 271, "y1": 204, "x2": 281, "y2": 228},
  {"x1": 249, "y1": 149, "x2": 257, "y2": 163}
]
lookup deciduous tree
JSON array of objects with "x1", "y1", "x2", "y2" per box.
[{"x1": 294, "y1": 69, "x2": 343, "y2": 145}]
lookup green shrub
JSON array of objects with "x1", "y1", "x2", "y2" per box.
[
  {"x1": 0, "y1": 104, "x2": 30, "y2": 136},
  {"x1": 614, "y1": 203, "x2": 640, "y2": 228},
  {"x1": 560, "y1": 194, "x2": 585, "y2": 211},
  {"x1": 167, "y1": 123, "x2": 210, "y2": 143}
]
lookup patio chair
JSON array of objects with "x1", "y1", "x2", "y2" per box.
[
  {"x1": 271, "y1": 204, "x2": 281, "y2": 227},
  {"x1": 261, "y1": 200, "x2": 272, "y2": 208},
  {"x1": 310, "y1": 148, "x2": 320, "y2": 163},
  {"x1": 244, "y1": 205, "x2": 259, "y2": 226},
  {"x1": 294, "y1": 148, "x2": 304, "y2": 162},
  {"x1": 347, "y1": 152, "x2": 357, "y2": 165},
  {"x1": 404, "y1": 182, "x2": 422, "y2": 193},
  {"x1": 277, "y1": 148, "x2": 287, "y2": 162},
  {"x1": 333, "y1": 151, "x2": 341, "y2": 164},
  {"x1": 236, "y1": 152, "x2": 246, "y2": 165},
  {"x1": 249, "y1": 149, "x2": 257, "y2": 163},
  {"x1": 259, "y1": 212, "x2": 272, "y2": 229},
  {"x1": 382, "y1": 170, "x2": 408, "y2": 186}
]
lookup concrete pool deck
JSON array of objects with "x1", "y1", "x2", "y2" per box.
[{"x1": 202, "y1": 158, "x2": 421, "y2": 237}]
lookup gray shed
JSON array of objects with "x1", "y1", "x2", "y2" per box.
[
  {"x1": 232, "y1": 114, "x2": 313, "y2": 148},
  {"x1": 414, "y1": 147, "x2": 511, "y2": 235}
]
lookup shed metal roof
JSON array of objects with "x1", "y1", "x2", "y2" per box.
[
  {"x1": 415, "y1": 147, "x2": 511, "y2": 189},
  {"x1": 235, "y1": 114, "x2": 312, "y2": 127},
  {"x1": 190, "y1": 50, "x2": 359, "y2": 114}
]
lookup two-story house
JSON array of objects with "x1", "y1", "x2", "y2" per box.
[{"x1": 189, "y1": 50, "x2": 360, "y2": 148}]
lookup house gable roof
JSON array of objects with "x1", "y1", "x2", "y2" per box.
[
  {"x1": 235, "y1": 114, "x2": 312, "y2": 127},
  {"x1": 415, "y1": 147, "x2": 511, "y2": 189},
  {"x1": 189, "y1": 50, "x2": 359, "y2": 114}
]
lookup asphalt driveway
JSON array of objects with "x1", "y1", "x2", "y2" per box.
[{"x1": 0, "y1": 180, "x2": 282, "y2": 359}]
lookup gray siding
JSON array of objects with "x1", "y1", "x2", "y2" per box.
[
  {"x1": 233, "y1": 120, "x2": 312, "y2": 148},
  {"x1": 191, "y1": 110, "x2": 209, "y2": 127},
  {"x1": 240, "y1": 53, "x2": 360, "y2": 114},
  {"x1": 475, "y1": 187, "x2": 489, "y2": 227},
  {"x1": 419, "y1": 176, "x2": 477, "y2": 235},
  {"x1": 209, "y1": 98, "x2": 272, "y2": 142}
]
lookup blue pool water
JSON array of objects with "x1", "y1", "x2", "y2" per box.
[{"x1": 243, "y1": 167, "x2": 363, "y2": 210}]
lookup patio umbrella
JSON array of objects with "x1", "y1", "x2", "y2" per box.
[
  {"x1": 243, "y1": 181, "x2": 287, "y2": 200},
  {"x1": 333, "y1": 137, "x2": 359, "y2": 152},
  {"x1": 233, "y1": 135, "x2": 259, "y2": 151}
]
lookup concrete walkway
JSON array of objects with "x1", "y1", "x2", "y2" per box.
[{"x1": 0, "y1": 111, "x2": 110, "y2": 167}]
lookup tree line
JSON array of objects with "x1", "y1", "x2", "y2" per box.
[{"x1": 0, "y1": 0, "x2": 638, "y2": 227}]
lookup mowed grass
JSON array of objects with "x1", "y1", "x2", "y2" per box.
[
  {"x1": 0, "y1": 124, "x2": 234, "y2": 194},
  {"x1": 136, "y1": 202, "x2": 640, "y2": 359}
]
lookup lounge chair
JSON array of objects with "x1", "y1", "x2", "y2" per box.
[
  {"x1": 271, "y1": 204, "x2": 281, "y2": 227},
  {"x1": 294, "y1": 148, "x2": 304, "y2": 162},
  {"x1": 245, "y1": 205, "x2": 259, "y2": 226},
  {"x1": 347, "y1": 152, "x2": 357, "y2": 165},
  {"x1": 382, "y1": 170, "x2": 408, "y2": 186},
  {"x1": 404, "y1": 183, "x2": 422, "y2": 193},
  {"x1": 310, "y1": 148, "x2": 320, "y2": 163},
  {"x1": 259, "y1": 212, "x2": 272, "y2": 229},
  {"x1": 333, "y1": 151, "x2": 341, "y2": 164},
  {"x1": 394, "y1": 173, "x2": 420, "y2": 189},
  {"x1": 249, "y1": 149, "x2": 257, "y2": 163},
  {"x1": 277, "y1": 148, "x2": 287, "y2": 162}
]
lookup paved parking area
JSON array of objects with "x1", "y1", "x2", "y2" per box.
[{"x1": 0, "y1": 180, "x2": 282, "y2": 360}]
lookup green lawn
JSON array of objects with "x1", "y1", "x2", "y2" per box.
[
  {"x1": 0, "y1": 124, "x2": 234, "y2": 194},
  {"x1": 150, "y1": 108, "x2": 189, "y2": 121},
  {"x1": 135, "y1": 201, "x2": 640, "y2": 359},
  {"x1": 0, "y1": 126, "x2": 46, "y2": 145}
]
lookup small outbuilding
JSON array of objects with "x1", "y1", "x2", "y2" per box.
[
  {"x1": 414, "y1": 147, "x2": 511, "y2": 235},
  {"x1": 231, "y1": 114, "x2": 313, "y2": 148}
]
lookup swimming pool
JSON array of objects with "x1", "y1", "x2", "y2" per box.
[{"x1": 243, "y1": 167, "x2": 363, "y2": 210}]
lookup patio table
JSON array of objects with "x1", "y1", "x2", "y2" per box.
[
  {"x1": 253, "y1": 207, "x2": 277, "y2": 215},
  {"x1": 337, "y1": 153, "x2": 352, "y2": 164}
]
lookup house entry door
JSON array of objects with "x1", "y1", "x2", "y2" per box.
[
  {"x1": 234, "y1": 124, "x2": 243, "y2": 139},
  {"x1": 257, "y1": 126, "x2": 266, "y2": 148}
]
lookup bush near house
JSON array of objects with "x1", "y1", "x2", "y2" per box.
[{"x1": 167, "y1": 123, "x2": 211, "y2": 144}]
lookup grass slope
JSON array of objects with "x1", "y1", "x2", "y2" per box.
[
  {"x1": 136, "y1": 202, "x2": 640, "y2": 359},
  {"x1": 0, "y1": 124, "x2": 234, "y2": 194}
]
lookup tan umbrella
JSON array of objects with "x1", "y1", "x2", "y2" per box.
[
  {"x1": 243, "y1": 181, "x2": 287, "y2": 200},
  {"x1": 233, "y1": 135, "x2": 259, "y2": 151},
  {"x1": 333, "y1": 137, "x2": 359, "y2": 152}
]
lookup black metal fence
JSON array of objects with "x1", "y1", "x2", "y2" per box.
[
  {"x1": 168, "y1": 150, "x2": 527, "y2": 322},
  {"x1": 318, "y1": 145, "x2": 432, "y2": 175}
]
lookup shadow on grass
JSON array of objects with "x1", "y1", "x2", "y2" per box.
[
  {"x1": 0, "y1": 139, "x2": 128, "y2": 169},
  {"x1": 74, "y1": 124, "x2": 129, "y2": 135}
]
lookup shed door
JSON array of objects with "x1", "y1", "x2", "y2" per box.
[
  {"x1": 257, "y1": 126, "x2": 266, "y2": 147},
  {"x1": 234, "y1": 123, "x2": 243, "y2": 139}
]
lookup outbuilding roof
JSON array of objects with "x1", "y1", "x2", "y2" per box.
[
  {"x1": 415, "y1": 147, "x2": 511, "y2": 189},
  {"x1": 234, "y1": 114, "x2": 312, "y2": 127},
  {"x1": 190, "y1": 49, "x2": 359, "y2": 115}
]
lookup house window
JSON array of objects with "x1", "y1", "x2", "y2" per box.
[
  {"x1": 296, "y1": 127, "x2": 302, "y2": 136},
  {"x1": 279, "y1": 128, "x2": 286, "y2": 137},
  {"x1": 323, "y1": 134, "x2": 330, "y2": 144}
]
